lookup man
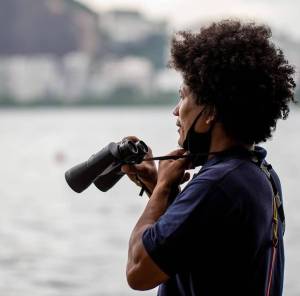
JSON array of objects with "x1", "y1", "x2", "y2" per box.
[{"x1": 122, "y1": 20, "x2": 295, "y2": 295}]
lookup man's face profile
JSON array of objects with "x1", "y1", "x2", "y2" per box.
[{"x1": 173, "y1": 85, "x2": 208, "y2": 146}]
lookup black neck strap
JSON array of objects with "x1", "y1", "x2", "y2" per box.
[
  {"x1": 144, "y1": 146, "x2": 253, "y2": 162},
  {"x1": 143, "y1": 151, "x2": 221, "y2": 162}
]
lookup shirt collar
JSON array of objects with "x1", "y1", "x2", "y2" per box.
[{"x1": 200, "y1": 145, "x2": 267, "y2": 170}]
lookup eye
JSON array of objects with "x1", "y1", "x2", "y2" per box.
[{"x1": 179, "y1": 89, "x2": 184, "y2": 100}]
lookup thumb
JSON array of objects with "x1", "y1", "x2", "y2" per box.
[{"x1": 121, "y1": 164, "x2": 137, "y2": 174}]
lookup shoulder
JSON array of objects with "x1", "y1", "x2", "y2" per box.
[
  {"x1": 185, "y1": 156, "x2": 256, "y2": 197},
  {"x1": 194, "y1": 157, "x2": 249, "y2": 183},
  {"x1": 168, "y1": 158, "x2": 246, "y2": 216},
  {"x1": 177, "y1": 155, "x2": 269, "y2": 210}
]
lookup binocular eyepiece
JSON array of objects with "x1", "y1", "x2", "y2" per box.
[{"x1": 65, "y1": 139, "x2": 148, "y2": 193}]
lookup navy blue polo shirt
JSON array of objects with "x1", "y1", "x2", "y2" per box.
[{"x1": 142, "y1": 146, "x2": 285, "y2": 296}]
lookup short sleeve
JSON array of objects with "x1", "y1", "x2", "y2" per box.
[{"x1": 142, "y1": 177, "x2": 233, "y2": 276}]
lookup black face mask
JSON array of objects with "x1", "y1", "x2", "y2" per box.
[{"x1": 182, "y1": 108, "x2": 213, "y2": 167}]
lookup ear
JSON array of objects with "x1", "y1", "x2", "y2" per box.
[{"x1": 205, "y1": 106, "x2": 217, "y2": 125}]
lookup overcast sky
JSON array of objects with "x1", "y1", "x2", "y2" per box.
[{"x1": 81, "y1": 0, "x2": 300, "y2": 40}]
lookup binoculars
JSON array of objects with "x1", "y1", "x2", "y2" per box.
[{"x1": 65, "y1": 139, "x2": 148, "y2": 193}]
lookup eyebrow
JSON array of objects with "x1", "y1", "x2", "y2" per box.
[{"x1": 181, "y1": 85, "x2": 189, "y2": 96}]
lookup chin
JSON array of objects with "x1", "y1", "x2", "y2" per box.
[
  {"x1": 178, "y1": 137, "x2": 184, "y2": 147},
  {"x1": 177, "y1": 129, "x2": 185, "y2": 147}
]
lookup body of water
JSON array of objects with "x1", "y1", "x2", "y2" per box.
[{"x1": 0, "y1": 107, "x2": 299, "y2": 295}]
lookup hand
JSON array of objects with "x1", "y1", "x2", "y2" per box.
[
  {"x1": 157, "y1": 149, "x2": 191, "y2": 190},
  {"x1": 121, "y1": 136, "x2": 158, "y2": 194}
]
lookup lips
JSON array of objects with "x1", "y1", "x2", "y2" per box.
[{"x1": 176, "y1": 120, "x2": 181, "y2": 134}]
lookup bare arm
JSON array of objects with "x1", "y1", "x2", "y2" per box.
[
  {"x1": 126, "y1": 149, "x2": 190, "y2": 290},
  {"x1": 126, "y1": 184, "x2": 171, "y2": 290}
]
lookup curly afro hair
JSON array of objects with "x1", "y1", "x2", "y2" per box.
[{"x1": 169, "y1": 20, "x2": 296, "y2": 144}]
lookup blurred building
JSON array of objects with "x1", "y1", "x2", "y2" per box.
[
  {"x1": 0, "y1": 53, "x2": 93, "y2": 103},
  {"x1": 87, "y1": 56, "x2": 154, "y2": 98},
  {"x1": 0, "y1": 0, "x2": 173, "y2": 105},
  {"x1": 0, "y1": 55, "x2": 63, "y2": 102},
  {"x1": 0, "y1": 0, "x2": 298, "y2": 105},
  {"x1": 98, "y1": 9, "x2": 169, "y2": 70}
]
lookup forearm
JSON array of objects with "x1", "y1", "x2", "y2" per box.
[
  {"x1": 127, "y1": 184, "x2": 171, "y2": 271},
  {"x1": 129, "y1": 185, "x2": 171, "y2": 250},
  {"x1": 126, "y1": 150, "x2": 189, "y2": 289},
  {"x1": 144, "y1": 182, "x2": 180, "y2": 200}
]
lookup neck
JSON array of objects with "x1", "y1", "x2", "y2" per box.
[{"x1": 208, "y1": 123, "x2": 252, "y2": 158}]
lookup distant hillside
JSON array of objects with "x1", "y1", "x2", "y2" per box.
[{"x1": 0, "y1": 0, "x2": 99, "y2": 56}]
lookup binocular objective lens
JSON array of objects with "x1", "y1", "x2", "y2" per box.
[{"x1": 128, "y1": 141, "x2": 139, "y2": 153}]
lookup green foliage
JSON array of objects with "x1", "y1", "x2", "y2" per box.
[{"x1": 0, "y1": 90, "x2": 178, "y2": 108}]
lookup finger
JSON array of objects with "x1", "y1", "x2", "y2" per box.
[
  {"x1": 169, "y1": 157, "x2": 192, "y2": 172},
  {"x1": 145, "y1": 145, "x2": 153, "y2": 157},
  {"x1": 133, "y1": 163, "x2": 149, "y2": 173},
  {"x1": 133, "y1": 163, "x2": 157, "y2": 179},
  {"x1": 121, "y1": 164, "x2": 138, "y2": 174},
  {"x1": 122, "y1": 136, "x2": 140, "y2": 142},
  {"x1": 121, "y1": 137, "x2": 153, "y2": 159},
  {"x1": 125, "y1": 174, "x2": 143, "y2": 187}
]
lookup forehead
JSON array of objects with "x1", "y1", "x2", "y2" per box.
[
  {"x1": 179, "y1": 84, "x2": 194, "y2": 100},
  {"x1": 180, "y1": 83, "x2": 206, "y2": 108},
  {"x1": 180, "y1": 83, "x2": 190, "y2": 93}
]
